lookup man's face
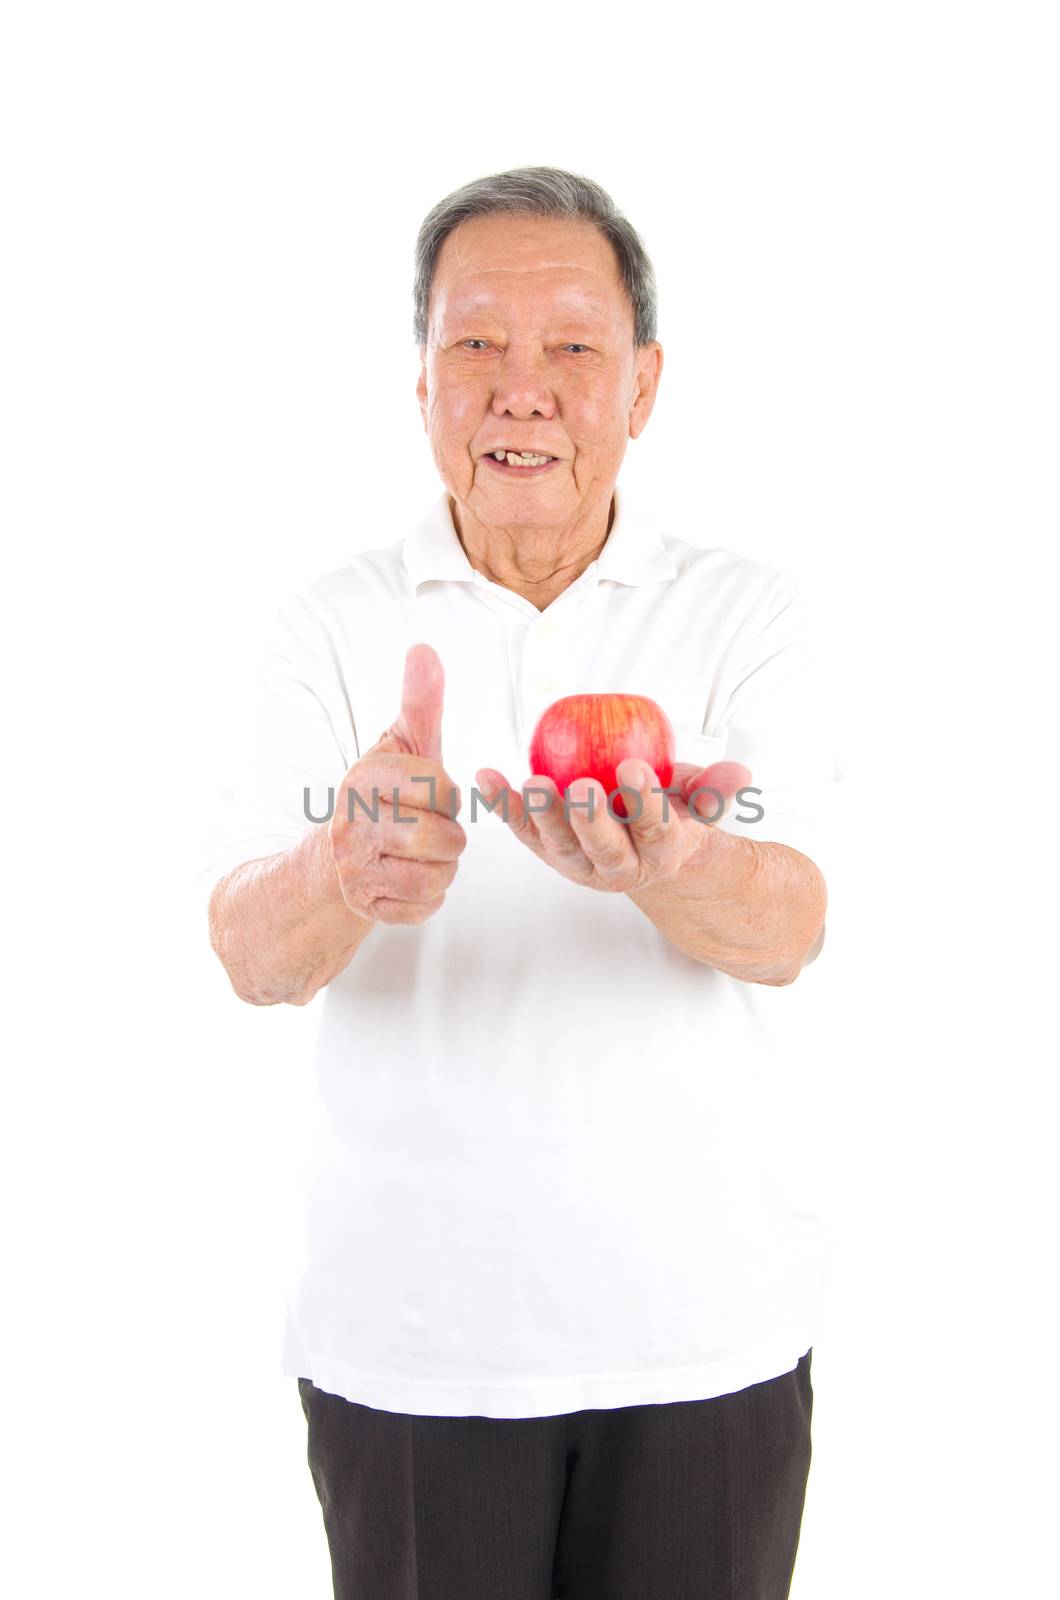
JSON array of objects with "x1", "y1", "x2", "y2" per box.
[{"x1": 416, "y1": 214, "x2": 663, "y2": 528}]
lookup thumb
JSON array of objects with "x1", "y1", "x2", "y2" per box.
[
  {"x1": 374, "y1": 643, "x2": 445, "y2": 763},
  {"x1": 685, "y1": 761, "x2": 752, "y2": 821}
]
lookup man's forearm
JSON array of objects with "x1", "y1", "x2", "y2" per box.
[
  {"x1": 207, "y1": 824, "x2": 375, "y2": 1006},
  {"x1": 627, "y1": 828, "x2": 827, "y2": 984}
]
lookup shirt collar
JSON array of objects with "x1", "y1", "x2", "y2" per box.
[{"x1": 402, "y1": 482, "x2": 679, "y2": 593}]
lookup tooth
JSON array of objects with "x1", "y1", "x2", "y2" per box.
[{"x1": 489, "y1": 448, "x2": 553, "y2": 465}]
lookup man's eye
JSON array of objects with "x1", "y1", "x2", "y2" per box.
[{"x1": 459, "y1": 340, "x2": 591, "y2": 353}]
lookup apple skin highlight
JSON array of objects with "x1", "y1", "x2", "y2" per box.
[{"x1": 528, "y1": 694, "x2": 676, "y2": 819}]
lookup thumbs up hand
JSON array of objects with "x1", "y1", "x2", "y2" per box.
[{"x1": 327, "y1": 644, "x2": 467, "y2": 925}]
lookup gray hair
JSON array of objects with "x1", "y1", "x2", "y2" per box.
[{"x1": 412, "y1": 166, "x2": 658, "y2": 349}]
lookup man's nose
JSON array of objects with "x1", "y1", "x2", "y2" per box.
[{"x1": 490, "y1": 347, "x2": 556, "y2": 411}]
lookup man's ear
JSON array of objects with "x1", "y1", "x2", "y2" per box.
[
  {"x1": 415, "y1": 355, "x2": 428, "y2": 428},
  {"x1": 629, "y1": 340, "x2": 663, "y2": 441}
]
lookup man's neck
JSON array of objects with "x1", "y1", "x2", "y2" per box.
[{"x1": 449, "y1": 494, "x2": 615, "y2": 611}]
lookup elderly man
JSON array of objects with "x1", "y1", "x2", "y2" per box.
[{"x1": 203, "y1": 166, "x2": 841, "y2": 1599}]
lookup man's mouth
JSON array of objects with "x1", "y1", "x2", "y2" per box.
[{"x1": 482, "y1": 450, "x2": 560, "y2": 476}]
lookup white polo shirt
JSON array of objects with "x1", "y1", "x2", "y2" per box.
[{"x1": 199, "y1": 480, "x2": 845, "y2": 1419}]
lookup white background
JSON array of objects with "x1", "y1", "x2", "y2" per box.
[{"x1": 3, "y1": 2, "x2": 1057, "y2": 1595}]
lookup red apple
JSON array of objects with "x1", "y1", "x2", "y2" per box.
[{"x1": 528, "y1": 694, "x2": 675, "y2": 819}]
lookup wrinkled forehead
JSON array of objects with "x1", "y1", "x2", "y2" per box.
[
  {"x1": 431, "y1": 218, "x2": 627, "y2": 330},
  {"x1": 439, "y1": 280, "x2": 617, "y2": 329}
]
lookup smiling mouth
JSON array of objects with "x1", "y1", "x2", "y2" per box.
[{"x1": 482, "y1": 452, "x2": 560, "y2": 476}]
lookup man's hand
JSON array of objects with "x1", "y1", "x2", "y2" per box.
[
  {"x1": 473, "y1": 758, "x2": 753, "y2": 894},
  {"x1": 329, "y1": 644, "x2": 467, "y2": 924}
]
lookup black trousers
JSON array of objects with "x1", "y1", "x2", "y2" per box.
[{"x1": 297, "y1": 1348, "x2": 813, "y2": 1599}]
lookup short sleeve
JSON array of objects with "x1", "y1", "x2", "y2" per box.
[
  {"x1": 706, "y1": 576, "x2": 846, "y2": 889},
  {"x1": 197, "y1": 597, "x2": 355, "y2": 907}
]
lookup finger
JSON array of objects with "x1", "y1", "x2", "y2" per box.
[
  {"x1": 561, "y1": 776, "x2": 638, "y2": 881},
  {"x1": 684, "y1": 761, "x2": 752, "y2": 824},
  {"x1": 474, "y1": 767, "x2": 546, "y2": 855},
  {"x1": 369, "y1": 854, "x2": 459, "y2": 902},
  {"x1": 337, "y1": 753, "x2": 465, "y2": 839},
  {"x1": 372, "y1": 895, "x2": 447, "y2": 926},
  {"x1": 395, "y1": 643, "x2": 445, "y2": 763},
  {"x1": 614, "y1": 758, "x2": 679, "y2": 856}
]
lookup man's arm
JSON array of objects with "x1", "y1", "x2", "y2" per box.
[
  {"x1": 208, "y1": 823, "x2": 374, "y2": 1007},
  {"x1": 626, "y1": 828, "x2": 827, "y2": 985},
  {"x1": 206, "y1": 644, "x2": 466, "y2": 1007},
  {"x1": 627, "y1": 569, "x2": 839, "y2": 983}
]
